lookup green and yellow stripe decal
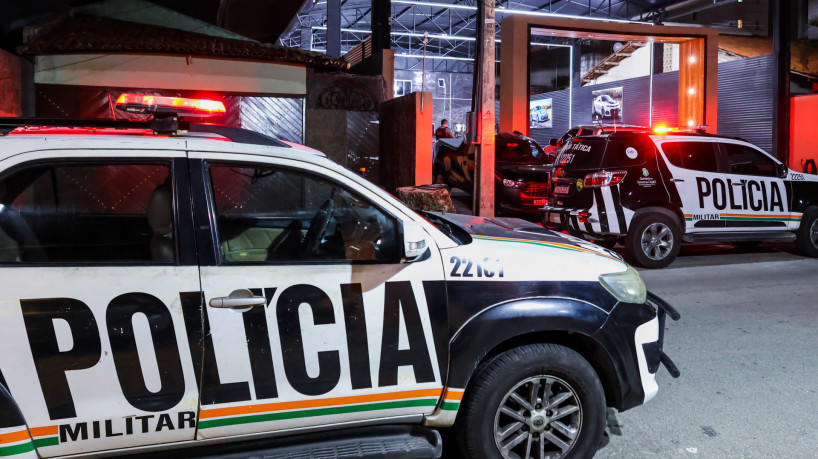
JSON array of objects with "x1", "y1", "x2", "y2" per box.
[
  {"x1": 199, "y1": 388, "x2": 443, "y2": 429},
  {"x1": 473, "y1": 235, "x2": 621, "y2": 261},
  {"x1": 684, "y1": 213, "x2": 801, "y2": 222},
  {"x1": 440, "y1": 388, "x2": 464, "y2": 411}
]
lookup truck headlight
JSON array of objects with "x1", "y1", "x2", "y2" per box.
[{"x1": 598, "y1": 265, "x2": 647, "y2": 304}]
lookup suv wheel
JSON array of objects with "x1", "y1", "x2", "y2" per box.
[
  {"x1": 795, "y1": 207, "x2": 818, "y2": 257},
  {"x1": 455, "y1": 344, "x2": 606, "y2": 459},
  {"x1": 626, "y1": 212, "x2": 681, "y2": 269}
]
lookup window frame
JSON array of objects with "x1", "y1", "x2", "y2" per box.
[
  {"x1": 203, "y1": 160, "x2": 405, "y2": 267},
  {"x1": 657, "y1": 140, "x2": 724, "y2": 173},
  {"x1": 0, "y1": 156, "x2": 182, "y2": 267},
  {"x1": 717, "y1": 141, "x2": 780, "y2": 178}
]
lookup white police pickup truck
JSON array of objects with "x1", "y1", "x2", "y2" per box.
[{"x1": 0, "y1": 95, "x2": 679, "y2": 459}]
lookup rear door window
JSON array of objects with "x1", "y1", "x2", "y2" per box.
[
  {"x1": 0, "y1": 161, "x2": 173, "y2": 263},
  {"x1": 660, "y1": 141, "x2": 720, "y2": 173}
]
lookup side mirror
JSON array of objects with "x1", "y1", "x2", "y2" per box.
[
  {"x1": 402, "y1": 220, "x2": 430, "y2": 262},
  {"x1": 777, "y1": 163, "x2": 788, "y2": 179},
  {"x1": 549, "y1": 138, "x2": 558, "y2": 147}
]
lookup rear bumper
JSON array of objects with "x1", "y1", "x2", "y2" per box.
[{"x1": 498, "y1": 187, "x2": 548, "y2": 214}]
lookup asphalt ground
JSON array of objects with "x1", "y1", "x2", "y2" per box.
[
  {"x1": 447, "y1": 189, "x2": 818, "y2": 458},
  {"x1": 599, "y1": 249, "x2": 818, "y2": 458}
]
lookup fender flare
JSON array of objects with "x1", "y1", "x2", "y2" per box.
[
  {"x1": 631, "y1": 206, "x2": 684, "y2": 231},
  {"x1": 445, "y1": 297, "x2": 611, "y2": 390},
  {"x1": 0, "y1": 377, "x2": 28, "y2": 429}
]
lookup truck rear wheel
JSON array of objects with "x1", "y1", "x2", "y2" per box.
[
  {"x1": 455, "y1": 344, "x2": 606, "y2": 459},
  {"x1": 795, "y1": 207, "x2": 818, "y2": 257},
  {"x1": 625, "y1": 212, "x2": 681, "y2": 269}
]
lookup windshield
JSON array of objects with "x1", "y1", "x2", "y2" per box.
[
  {"x1": 600, "y1": 95, "x2": 613, "y2": 102},
  {"x1": 419, "y1": 212, "x2": 472, "y2": 245},
  {"x1": 497, "y1": 139, "x2": 547, "y2": 164}
]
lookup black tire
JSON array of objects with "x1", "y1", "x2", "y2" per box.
[
  {"x1": 455, "y1": 344, "x2": 606, "y2": 459},
  {"x1": 625, "y1": 212, "x2": 682, "y2": 269},
  {"x1": 733, "y1": 241, "x2": 762, "y2": 251},
  {"x1": 795, "y1": 207, "x2": 818, "y2": 257}
]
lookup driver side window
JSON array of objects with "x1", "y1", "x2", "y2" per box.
[{"x1": 209, "y1": 164, "x2": 401, "y2": 264}]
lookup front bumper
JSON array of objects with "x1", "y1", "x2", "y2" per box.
[{"x1": 594, "y1": 291, "x2": 680, "y2": 411}]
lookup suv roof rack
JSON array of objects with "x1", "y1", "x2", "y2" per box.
[{"x1": 0, "y1": 118, "x2": 291, "y2": 148}]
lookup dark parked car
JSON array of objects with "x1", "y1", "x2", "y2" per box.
[{"x1": 433, "y1": 132, "x2": 553, "y2": 214}]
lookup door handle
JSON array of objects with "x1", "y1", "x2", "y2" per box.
[
  {"x1": 210, "y1": 289, "x2": 267, "y2": 308},
  {"x1": 670, "y1": 178, "x2": 684, "y2": 182}
]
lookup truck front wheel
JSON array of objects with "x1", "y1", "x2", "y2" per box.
[{"x1": 455, "y1": 344, "x2": 606, "y2": 459}]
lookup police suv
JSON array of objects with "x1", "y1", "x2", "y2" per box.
[
  {"x1": 543, "y1": 129, "x2": 818, "y2": 268},
  {"x1": 0, "y1": 95, "x2": 679, "y2": 459}
]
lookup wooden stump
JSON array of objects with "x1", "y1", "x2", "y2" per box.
[{"x1": 397, "y1": 184, "x2": 457, "y2": 213}]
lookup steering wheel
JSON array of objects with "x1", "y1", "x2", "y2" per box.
[{"x1": 302, "y1": 198, "x2": 335, "y2": 255}]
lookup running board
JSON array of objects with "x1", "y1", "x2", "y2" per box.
[
  {"x1": 188, "y1": 426, "x2": 442, "y2": 459},
  {"x1": 682, "y1": 231, "x2": 796, "y2": 243}
]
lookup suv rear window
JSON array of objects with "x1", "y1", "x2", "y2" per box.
[
  {"x1": 600, "y1": 134, "x2": 654, "y2": 167},
  {"x1": 554, "y1": 137, "x2": 607, "y2": 170},
  {"x1": 660, "y1": 142, "x2": 719, "y2": 173},
  {"x1": 497, "y1": 140, "x2": 546, "y2": 163}
]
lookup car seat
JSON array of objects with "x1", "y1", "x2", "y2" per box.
[{"x1": 146, "y1": 184, "x2": 174, "y2": 262}]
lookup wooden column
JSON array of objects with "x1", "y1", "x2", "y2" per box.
[
  {"x1": 378, "y1": 92, "x2": 433, "y2": 193},
  {"x1": 474, "y1": 0, "x2": 496, "y2": 217},
  {"x1": 499, "y1": 15, "x2": 529, "y2": 136},
  {"x1": 678, "y1": 38, "x2": 706, "y2": 129}
]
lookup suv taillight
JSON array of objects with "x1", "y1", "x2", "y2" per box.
[{"x1": 584, "y1": 170, "x2": 627, "y2": 188}]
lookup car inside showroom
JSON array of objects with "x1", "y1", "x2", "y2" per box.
[{"x1": 0, "y1": 1, "x2": 817, "y2": 458}]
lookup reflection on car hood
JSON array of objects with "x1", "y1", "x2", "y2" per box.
[{"x1": 429, "y1": 213, "x2": 622, "y2": 261}]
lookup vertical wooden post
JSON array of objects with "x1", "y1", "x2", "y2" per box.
[
  {"x1": 499, "y1": 16, "x2": 529, "y2": 136},
  {"x1": 678, "y1": 38, "x2": 705, "y2": 129},
  {"x1": 474, "y1": 0, "x2": 496, "y2": 217},
  {"x1": 772, "y1": 0, "x2": 791, "y2": 163}
]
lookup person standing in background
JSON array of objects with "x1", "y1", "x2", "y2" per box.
[{"x1": 435, "y1": 119, "x2": 455, "y2": 139}]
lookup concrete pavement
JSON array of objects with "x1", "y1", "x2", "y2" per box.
[{"x1": 600, "y1": 256, "x2": 818, "y2": 458}]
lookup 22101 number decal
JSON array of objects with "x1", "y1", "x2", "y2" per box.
[{"x1": 449, "y1": 256, "x2": 504, "y2": 278}]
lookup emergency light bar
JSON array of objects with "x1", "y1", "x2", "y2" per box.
[
  {"x1": 115, "y1": 94, "x2": 226, "y2": 117},
  {"x1": 653, "y1": 125, "x2": 676, "y2": 134}
]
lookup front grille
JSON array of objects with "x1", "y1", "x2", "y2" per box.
[{"x1": 523, "y1": 182, "x2": 549, "y2": 197}]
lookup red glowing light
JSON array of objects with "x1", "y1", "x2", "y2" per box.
[{"x1": 115, "y1": 94, "x2": 226, "y2": 114}]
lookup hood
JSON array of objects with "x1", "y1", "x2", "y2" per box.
[
  {"x1": 497, "y1": 163, "x2": 553, "y2": 181},
  {"x1": 430, "y1": 213, "x2": 628, "y2": 282}
]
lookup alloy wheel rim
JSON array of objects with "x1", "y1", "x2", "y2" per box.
[
  {"x1": 493, "y1": 375, "x2": 582, "y2": 459},
  {"x1": 640, "y1": 222, "x2": 674, "y2": 260},
  {"x1": 810, "y1": 219, "x2": 818, "y2": 248}
]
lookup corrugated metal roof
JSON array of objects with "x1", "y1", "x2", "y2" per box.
[{"x1": 19, "y1": 15, "x2": 350, "y2": 70}]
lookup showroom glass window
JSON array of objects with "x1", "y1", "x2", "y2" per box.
[
  {"x1": 209, "y1": 165, "x2": 400, "y2": 264},
  {"x1": 721, "y1": 143, "x2": 778, "y2": 177},
  {"x1": 0, "y1": 162, "x2": 174, "y2": 264},
  {"x1": 660, "y1": 142, "x2": 720, "y2": 172}
]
